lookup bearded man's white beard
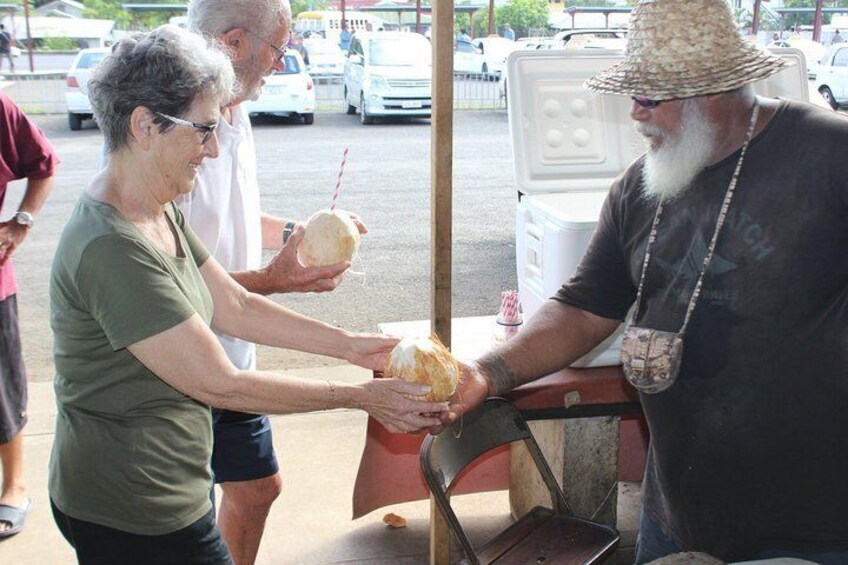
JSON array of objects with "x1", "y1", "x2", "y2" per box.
[
  {"x1": 234, "y1": 51, "x2": 265, "y2": 103},
  {"x1": 639, "y1": 100, "x2": 718, "y2": 203}
]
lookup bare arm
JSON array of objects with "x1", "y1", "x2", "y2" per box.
[
  {"x1": 201, "y1": 256, "x2": 388, "y2": 368},
  {"x1": 482, "y1": 300, "x2": 619, "y2": 395},
  {"x1": 0, "y1": 175, "x2": 54, "y2": 265},
  {"x1": 127, "y1": 315, "x2": 447, "y2": 432},
  {"x1": 229, "y1": 212, "x2": 367, "y2": 294},
  {"x1": 443, "y1": 300, "x2": 621, "y2": 425}
]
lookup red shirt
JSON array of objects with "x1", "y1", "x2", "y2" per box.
[{"x1": 0, "y1": 90, "x2": 59, "y2": 299}]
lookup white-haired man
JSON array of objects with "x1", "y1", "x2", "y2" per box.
[
  {"x1": 440, "y1": 1, "x2": 848, "y2": 563},
  {"x1": 183, "y1": 1, "x2": 363, "y2": 563}
]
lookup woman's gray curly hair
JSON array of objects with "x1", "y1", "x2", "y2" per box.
[{"x1": 89, "y1": 24, "x2": 235, "y2": 153}]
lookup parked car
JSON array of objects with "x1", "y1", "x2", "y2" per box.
[
  {"x1": 769, "y1": 38, "x2": 826, "y2": 76},
  {"x1": 343, "y1": 31, "x2": 432, "y2": 125},
  {"x1": 470, "y1": 37, "x2": 519, "y2": 79},
  {"x1": 553, "y1": 28, "x2": 628, "y2": 51},
  {"x1": 244, "y1": 51, "x2": 315, "y2": 124},
  {"x1": 810, "y1": 43, "x2": 848, "y2": 109},
  {"x1": 65, "y1": 47, "x2": 110, "y2": 131},
  {"x1": 453, "y1": 39, "x2": 485, "y2": 76},
  {"x1": 499, "y1": 31, "x2": 626, "y2": 106},
  {"x1": 304, "y1": 37, "x2": 345, "y2": 76},
  {"x1": 514, "y1": 36, "x2": 555, "y2": 51}
]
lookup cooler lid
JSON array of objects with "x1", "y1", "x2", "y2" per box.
[
  {"x1": 506, "y1": 49, "x2": 642, "y2": 195},
  {"x1": 507, "y1": 48, "x2": 810, "y2": 196},
  {"x1": 522, "y1": 191, "x2": 609, "y2": 229}
]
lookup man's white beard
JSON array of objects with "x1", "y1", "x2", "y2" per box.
[
  {"x1": 639, "y1": 100, "x2": 718, "y2": 203},
  {"x1": 234, "y1": 51, "x2": 265, "y2": 103}
]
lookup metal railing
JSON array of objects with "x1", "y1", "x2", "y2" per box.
[
  {"x1": 1, "y1": 72, "x2": 505, "y2": 115},
  {"x1": 0, "y1": 73, "x2": 67, "y2": 114}
]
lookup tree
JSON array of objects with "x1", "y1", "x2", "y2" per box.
[
  {"x1": 291, "y1": 0, "x2": 331, "y2": 18},
  {"x1": 498, "y1": 0, "x2": 548, "y2": 37},
  {"x1": 82, "y1": 0, "x2": 133, "y2": 27}
]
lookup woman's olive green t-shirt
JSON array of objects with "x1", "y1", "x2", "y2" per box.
[{"x1": 49, "y1": 193, "x2": 214, "y2": 535}]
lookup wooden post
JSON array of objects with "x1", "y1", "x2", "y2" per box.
[
  {"x1": 430, "y1": 2, "x2": 454, "y2": 561},
  {"x1": 813, "y1": 0, "x2": 824, "y2": 43},
  {"x1": 488, "y1": 0, "x2": 495, "y2": 36},
  {"x1": 751, "y1": 0, "x2": 761, "y2": 36},
  {"x1": 430, "y1": 0, "x2": 454, "y2": 349},
  {"x1": 23, "y1": 0, "x2": 34, "y2": 72},
  {"x1": 430, "y1": 495, "x2": 451, "y2": 565}
]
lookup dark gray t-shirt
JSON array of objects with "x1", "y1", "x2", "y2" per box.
[{"x1": 555, "y1": 100, "x2": 848, "y2": 559}]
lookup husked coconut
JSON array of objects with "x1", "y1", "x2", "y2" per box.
[
  {"x1": 299, "y1": 209, "x2": 361, "y2": 267},
  {"x1": 384, "y1": 336, "x2": 460, "y2": 402}
]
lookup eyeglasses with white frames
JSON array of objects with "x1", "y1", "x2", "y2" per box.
[{"x1": 155, "y1": 112, "x2": 218, "y2": 145}]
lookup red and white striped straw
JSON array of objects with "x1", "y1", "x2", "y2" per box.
[
  {"x1": 330, "y1": 147, "x2": 349, "y2": 211},
  {"x1": 500, "y1": 290, "x2": 520, "y2": 324}
]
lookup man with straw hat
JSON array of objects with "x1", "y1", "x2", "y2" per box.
[{"x1": 438, "y1": 0, "x2": 848, "y2": 562}]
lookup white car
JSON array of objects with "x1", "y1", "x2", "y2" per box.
[
  {"x1": 770, "y1": 38, "x2": 826, "y2": 75},
  {"x1": 343, "y1": 31, "x2": 432, "y2": 125},
  {"x1": 244, "y1": 51, "x2": 315, "y2": 124},
  {"x1": 454, "y1": 39, "x2": 485, "y2": 76},
  {"x1": 810, "y1": 43, "x2": 848, "y2": 109},
  {"x1": 304, "y1": 38, "x2": 345, "y2": 76},
  {"x1": 65, "y1": 47, "x2": 110, "y2": 131},
  {"x1": 553, "y1": 28, "x2": 629, "y2": 50},
  {"x1": 470, "y1": 37, "x2": 519, "y2": 79},
  {"x1": 498, "y1": 31, "x2": 626, "y2": 106}
]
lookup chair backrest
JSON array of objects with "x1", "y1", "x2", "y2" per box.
[{"x1": 420, "y1": 397, "x2": 572, "y2": 563}]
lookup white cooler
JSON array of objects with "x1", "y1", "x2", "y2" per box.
[{"x1": 506, "y1": 48, "x2": 809, "y2": 368}]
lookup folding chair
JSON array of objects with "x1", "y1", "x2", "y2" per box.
[{"x1": 420, "y1": 397, "x2": 620, "y2": 565}]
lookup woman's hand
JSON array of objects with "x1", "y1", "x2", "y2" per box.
[
  {"x1": 360, "y1": 378, "x2": 448, "y2": 433},
  {"x1": 344, "y1": 332, "x2": 400, "y2": 371}
]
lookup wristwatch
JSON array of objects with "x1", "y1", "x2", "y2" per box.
[
  {"x1": 12, "y1": 211, "x2": 34, "y2": 228},
  {"x1": 282, "y1": 221, "x2": 296, "y2": 244}
]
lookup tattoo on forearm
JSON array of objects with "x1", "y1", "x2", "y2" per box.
[{"x1": 478, "y1": 353, "x2": 519, "y2": 396}]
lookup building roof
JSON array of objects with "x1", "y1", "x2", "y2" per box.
[
  {"x1": 7, "y1": 16, "x2": 114, "y2": 39},
  {"x1": 37, "y1": 0, "x2": 86, "y2": 12},
  {"x1": 122, "y1": 3, "x2": 188, "y2": 12}
]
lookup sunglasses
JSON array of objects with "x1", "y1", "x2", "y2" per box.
[
  {"x1": 631, "y1": 96, "x2": 664, "y2": 109},
  {"x1": 155, "y1": 112, "x2": 218, "y2": 145}
]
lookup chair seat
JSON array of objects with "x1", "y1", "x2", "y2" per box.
[{"x1": 474, "y1": 506, "x2": 619, "y2": 565}]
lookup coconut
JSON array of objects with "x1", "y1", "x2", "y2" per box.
[
  {"x1": 384, "y1": 336, "x2": 460, "y2": 402},
  {"x1": 299, "y1": 209, "x2": 361, "y2": 267}
]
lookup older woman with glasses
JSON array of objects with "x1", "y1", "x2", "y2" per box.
[{"x1": 48, "y1": 25, "x2": 445, "y2": 565}]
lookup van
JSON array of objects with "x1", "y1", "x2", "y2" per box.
[{"x1": 342, "y1": 32, "x2": 432, "y2": 125}]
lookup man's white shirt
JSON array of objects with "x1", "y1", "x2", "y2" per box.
[{"x1": 177, "y1": 104, "x2": 263, "y2": 371}]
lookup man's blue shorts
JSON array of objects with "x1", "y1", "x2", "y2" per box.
[{"x1": 211, "y1": 409, "x2": 279, "y2": 484}]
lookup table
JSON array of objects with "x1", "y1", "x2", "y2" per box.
[{"x1": 352, "y1": 316, "x2": 646, "y2": 564}]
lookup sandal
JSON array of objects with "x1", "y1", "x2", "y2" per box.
[{"x1": 0, "y1": 498, "x2": 32, "y2": 538}]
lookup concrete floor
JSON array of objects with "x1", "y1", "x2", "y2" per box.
[{"x1": 0, "y1": 364, "x2": 640, "y2": 565}]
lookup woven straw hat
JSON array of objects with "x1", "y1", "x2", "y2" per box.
[{"x1": 585, "y1": 0, "x2": 789, "y2": 100}]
